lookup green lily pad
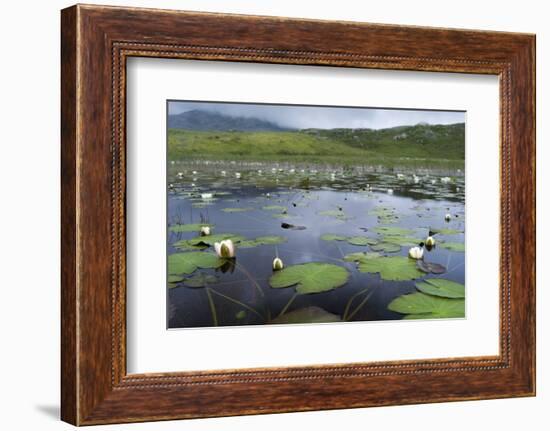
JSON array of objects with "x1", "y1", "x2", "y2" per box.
[
  {"x1": 415, "y1": 278, "x2": 465, "y2": 298},
  {"x1": 417, "y1": 261, "x2": 447, "y2": 274},
  {"x1": 431, "y1": 228, "x2": 463, "y2": 235},
  {"x1": 168, "y1": 252, "x2": 224, "y2": 275},
  {"x1": 167, "y1": 274, "x2": 184, "y2": 288},
  {"x1": 262, "y1": 205, "x2": 287, "y2": 211},
  {"x1": 368, "y1": 206, "x2": 395, "y2": 217},
  {"x1": 169, "y1": 223, "x2": 213, "y2": 233},
  {"x1": 172, "y1": 240, "x2": 209, "y2": 251},
  {"x1": 382, "y1": 235, "x2": 421, "y2": 246},
  {"x1": 347, "y1": 236, "x2": 379, "y2": 246},
  {"x1": 269, "y1": 262, "x2": 349, "y2": 294},
  {"x1": 439, "y1": 242, "x2": 465, "y2": 252},
  {"x1": 388, "y1": 292, "x2": 465, "y2": 319},
  {"x1": 238, "y1": 235, "x2": 287, "y2": 248},
  {"x1": 321, "y1": 233, "x2": 348, "y2": 241},
  {"x1": 186, "y1": 233, "x2": 246, "y2": 247},
  {"x1": 317, "y1": 209, "x2": 354, "y2": 220},
  {"x1": 370, "y1": 242, "x2": 401, "y2": 253},
  {"x1": 373, "y1": 226, "x2": 414, "y2": 236},
  {"x1": 357, "y1": 256, "x2": 424, "y2": 280},
  {"x1": 221, "y1": 207, "x2": 255, "y2": 213},
  {"x1": 182, "y1": 272, "x2": 219, "y2": 288},
  {"x1": 343, "y1": 252, "x2": 382, "y2": 262},
  {"x1": 269, "y1": 306, "x2": 341, "y2": 324}
]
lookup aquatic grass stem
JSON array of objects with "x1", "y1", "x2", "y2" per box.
[
  {"x1": 209, "y1": 289, "x2": 265, "y2": 321},
  {"x1": 276, "y1": 292, "x2": 298, "y2": 319},
  {"x1": 234, "y1": 260, "x2": 265, "y2": 298},
  {"x1": 205, "y1": 288, "x2": 218, "y2": 326}
]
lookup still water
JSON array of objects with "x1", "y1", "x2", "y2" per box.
[{"x1": 167, "y1": 161, "x2": 465, "y2": 329}]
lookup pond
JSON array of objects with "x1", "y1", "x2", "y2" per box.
[{"x1": 167, "y1": 160, "x2": 465, "y2": 329}]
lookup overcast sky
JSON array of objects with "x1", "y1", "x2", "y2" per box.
[{"x1": 168, "y1": 101, "x2": 464, "y2": 130}]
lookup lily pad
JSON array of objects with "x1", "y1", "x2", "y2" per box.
[
  {"x1": 269, "y1": 262, "x2": 349, "y2": 294},
  {"x1": 415, "y1": 278, "x2": 465, "y2": 298},
  {"x1": 169, "y1": 223, "x2": 212, "y2": 233},
  {"x1": 221, "y1": 207, "x2": 255, "y2": 213},
  {"x1": 373, "y1": 226, "x2": 414, "y2": 236},
  {"x1": 168, "y1": 252, "x2": 224, "y2": 275},
  {"x1": 343, "y1": 252, "x2": 382, "y2": 262},
  {"x1": 417, "y1": 261, "x2": 447, "y2": 274},
  {"x1": 431, "y1": 227, "x2": 463, "y2": 235},
  {"x1": 317, "y1": 209, "x2": 354, "y2": 220},
  {"x1": 187, "y1": 233, "x2": 246, "y2": 247},
  {"x1": 321, "y1": 233, "x2": 348, "y2": 241},
  {"x1": 238, "y1": 235, "x2": 287, "y2": 248},
  {"x1": 357, "y1": 256, "x2": 424, "y2": 280},
  {"x1": 172, "y1": 240, "x2": 209, "y2": 251},
  {"x1": 439, "y1": 242, "x2": 465, "y2": 252},
  {"x1": 269, "y1": 306, "x2": 341, "y2": 324},
  {"x1": 382, "y1": 235, "x2": 421, "y2": 246},
  {"x1": 347, "y1": 236, "x2": 378, "y2": 246},
  {"x1": 370, "y1": 242, "x2": 401, "y2": 253},
  {"x1": 182, "y1": 272, "x2": 219, "y2": 288},
  {"x1": 388, "y1": 292, "x2": 465, "y2": 319}
]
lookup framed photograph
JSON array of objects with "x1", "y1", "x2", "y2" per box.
[{"x1": 61, "y1": 4, "x2": 536, "y2": 425}]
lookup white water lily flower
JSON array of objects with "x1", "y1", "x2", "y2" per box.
[
  {"x1": 192, "y1": 170, "x2": 197, "y2": 175},
  {"x1": 177, "y1": 172, "x2": 184, "y2": 178},
  {"x1": 441, "y1": 177, "x2": 451, "y2": 184},
  {"x1": 408, "y1": 246, "x2": 424, "y2": 260},
  {"x1": 221, "y1": 170, "x2": 226, "y2": 176},
  {"x1": 272, "y1": 257, "x2": 284, "y2": 271},
  {"x1": 235, "y1": 172, "x2": 241, "y2": 178},
  {"x1": 445, "y1": 213, "x2": 452, "y2": 221},
  {"x1": 214, "y1": 239, "x2": 236, "y2": 258},
  {"x1": 201, "y1": 193, "x2": 213, "y2": 199},
  {"x1": 425, "y1": 236, "x2": 435, "y2": 247},
  {"x1": 200, "y1": 226, "x2": 211, "y2": 236},
  {"x1": 387, "y1": 189, "x2": 394, "y2": 195},
  {"x1": 413, "y1": 175, "x2": 420, "y2": 184},
  {"x1": 396, "y1": 173, "x2": 405, "y2": 179}
]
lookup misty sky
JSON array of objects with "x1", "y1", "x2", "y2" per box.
[{"x1": 168, "y1": 101, "x2": 464, "y2": 130}]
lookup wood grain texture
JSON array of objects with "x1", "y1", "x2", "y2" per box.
[{"x1": 60, "y1": 4, "x2": 536, "y2": 425}]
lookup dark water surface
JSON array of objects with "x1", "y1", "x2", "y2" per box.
[{"x1": 167, "y1": 161, "x2": 465, "y2": 329}]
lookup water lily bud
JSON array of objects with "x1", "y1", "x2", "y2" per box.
[
  {"x1": 445, "y1": 213, "x2": 451, "y2": 221},
  {"x1": 200, "y1": 226, "x2": 211, "y2": 236},
  {"x1": 408, "y1": 246, "x2": 424, "y2": 260},
  {"x1": 214, "y1": 239, "x2": 235, "y2": 258},
  {"x1": 201, "y1": 193, "x2": 213, "y2": 199},
  {"x1": 272, "y1": 257, "x2": 284, "y2": 271},
  {"x1": 425, "y1": 236, "x2": 435, "y2": 247}
]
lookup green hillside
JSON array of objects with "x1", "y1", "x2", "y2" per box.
[{"x1": 167, "y1": 123, "x2": 464, "y2": 168}]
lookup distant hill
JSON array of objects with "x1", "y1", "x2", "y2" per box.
[
  {"x1": 167, "y1": 122, "x2": 465, "y2": 168},
  {"x1": 168, "y1": 109, "x2": 292, "y2": 132}
]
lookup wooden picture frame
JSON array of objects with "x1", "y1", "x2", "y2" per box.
[{"x1": 61, "y1": 4, "x2": 536, "y2": 425}]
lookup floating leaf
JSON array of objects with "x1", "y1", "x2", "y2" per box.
[
  {"x1": 168, "y1": 252, "x2": 224, "y2": 275},
  {"x1": 343, "y1": 252, "x2": 382, "y2": 262},
  {"x1": 262, "y1": 205, "x2": 287, "y2": 211},
  {"x1": 221, "y1": 207, "x2": 255, "y2": 213},
  {"x1": 172, "y1": 240, "x2": 209, "y2": 251},
  {"x1": 269, "y1": 262, "x2": 349, "y2": 294},
  {"x1": 370, "y1": 242, "x2": 401, "y2": 253},
  {"x1": 382, "y1": 235, "x2": 421, "y2": 246},
  {"x1": 318, "y1": 209, "x2": 354, "y2": 220},
  {"x1": 347, "y1": 236, "x2": 378, "y2": 246},
  {"x1": 169, "y1": 223, "x2": 212, "y2": 233},
  {"x1": 186, "y1": 233, "x2": 246, "y2": 247},
  {"x1": 431, "y1": 228, "x2": 463, "y2": 235},
  {"x1": 238, "y1": 235, "x2": 287, "y2": 248},
  {"x1": 415, "y1": 278, "x2": 465, "y2": 298},
  {"x1": 388, "y1": 292, "x2": 465, "y2": 319},
  {"x1": 235, "y1": 310, "x2": 247, "y2": 319},
  {"x1": 168, "y1": 274, "x2": 184, "y2": 283},
  {"x1": 373, "y1": 226, "x2": 414, "y2": 235},
  {"x1": 417, "y1": 261, "x2": 447, "y2": 274},
  {"x1": 321, "y1": 233, "x2": 348, "y2": 241},
  {"x1": 182, "y1": 272, "x2": 219, "y2": 288},
  {"x1": 439, "y1": 242, "x2": 465, "y2": 252},
  {"x1": 269, "y1": 306, "x2": 341, "y2": 324},
  {"x1": 357, "y1": 256, "x2": 424, "y2": 280}
]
